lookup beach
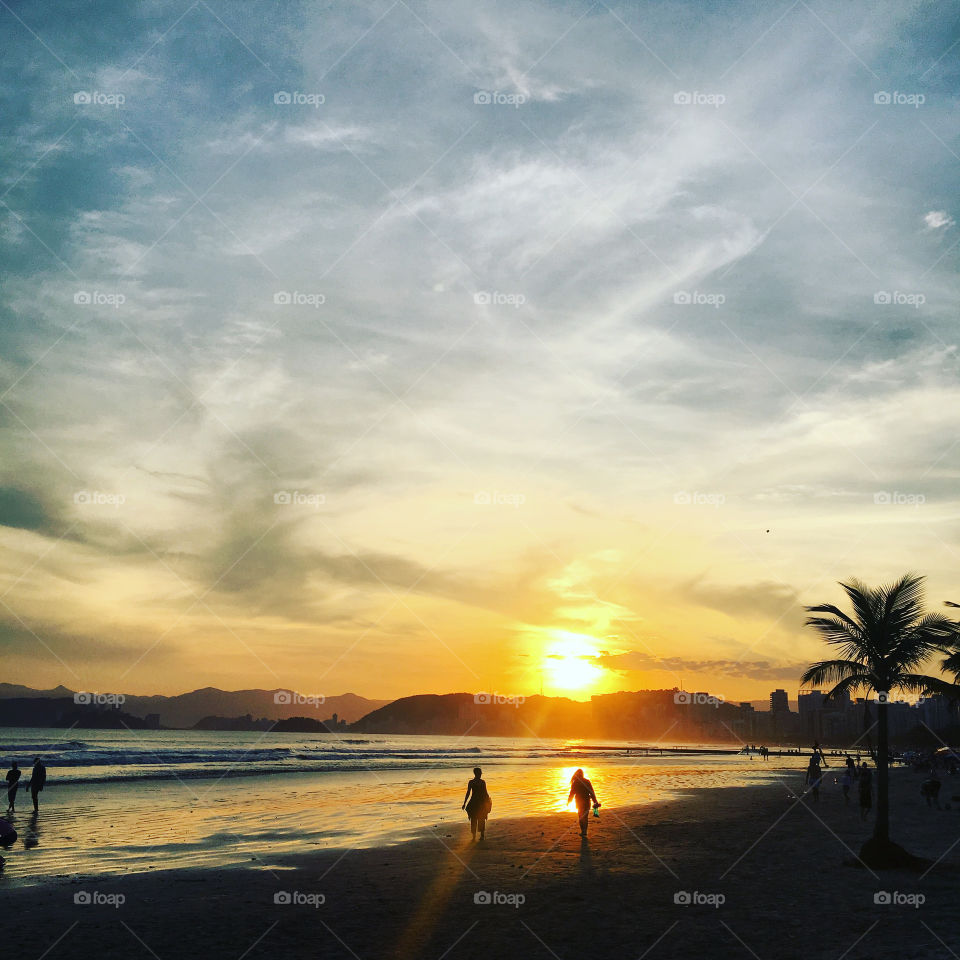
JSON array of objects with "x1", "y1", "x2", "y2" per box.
[
  {"x1": 4, "y1": 765, "x2": 958, "y2": 960},
  {"x1": 0, "y1": 729, "x2": 802, "y2": 884}
]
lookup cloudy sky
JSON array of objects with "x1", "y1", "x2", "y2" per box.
[{"x1": 1, "y1": 0, "x2": 958, "y2": 702}]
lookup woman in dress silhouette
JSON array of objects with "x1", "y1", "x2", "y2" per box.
[
  {"x1": 567, "y1": 768, "x2": 600, "y2": 838},
  {"x1": 462, "y1": 766, "x2": 492, "y2": 841}
]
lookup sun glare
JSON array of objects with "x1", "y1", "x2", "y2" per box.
[{"x1": 543, "y1": 632, "x2": 605, "y2": 692}]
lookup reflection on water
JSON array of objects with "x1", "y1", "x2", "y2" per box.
[
  {"x1": 0, "y1": 752, "x2": 799, "y2": 886},
  {"x1": 22, "y1": 813, "x2": 40, "y2": 850}
]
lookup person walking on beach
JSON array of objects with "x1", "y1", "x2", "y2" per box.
[
  {"x1": 567, "y1": 768, "x2": 600, "y2": 838},
  {"x1": 858, "y1": 762, "x2": 873, "y2": 821},
  {"x1": 28, "y1": 758, "x2": 46, "y2": 813},
  {"x1": 805, "y1": 753, "x2": 823, "y2": 801},
  {"x1": 920, "y1": 775, "x2": 941, "y2": 809},
  {"x1": 840, "y1": 765, "x2": 853, "y2": 805},
  {"x1": 462, "y1": 767, "x2": 491, "y2": 841},
  {"x1": 5, "y1": 762, "x2": 21, "y2": 813}
]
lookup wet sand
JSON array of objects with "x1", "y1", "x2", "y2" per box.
[
  {"x1": 4, "y1": 767, "x2": 959, "y2": 959},
  {"x1": 0, "y1": 755, "x2": 794, "y2": 884}
]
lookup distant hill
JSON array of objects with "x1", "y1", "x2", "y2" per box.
[
  {"x1": 0, "y1": 683, "x2": 75, "y2": 700},
  {"x1": 270, "y1": 716, "x2": 330, "y2": 733},
  {"x1": 0, "y1": 685, "x2": 390, "y2": 729},
  {"x1": 351, "y1": 692, "x2": 597, "y2": 738},
  {"x1": 0, "y1": 697, "x2": 157, "y2": 729},
  {"x1": 351, "y1": 689, "x2": 764, "y2": 741}
]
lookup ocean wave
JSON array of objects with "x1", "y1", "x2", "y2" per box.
[{"x1": 39, "y1": 759, "x2": 521, "y2": 785}]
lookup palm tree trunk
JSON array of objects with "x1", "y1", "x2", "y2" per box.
[{"x1": 874, "y1": 701, "x2": 889, "y2": 843}]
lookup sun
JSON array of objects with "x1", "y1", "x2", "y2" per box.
[{"x1": 543, "y1": 631, "x2": 605, "y2": 692}]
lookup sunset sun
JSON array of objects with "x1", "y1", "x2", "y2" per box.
[{"x1": 543, "y1": 632, "x2": 605, "y2": 692}]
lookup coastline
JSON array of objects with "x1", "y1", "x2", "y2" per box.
[{"x1": 4, "y1": 767, "x2": 958, "y2": 959}]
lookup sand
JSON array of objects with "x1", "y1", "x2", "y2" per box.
[{"x1": 3, "y1": 766, "x2": 958, "y2": 959}]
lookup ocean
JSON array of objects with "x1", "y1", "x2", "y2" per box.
[{"x1": 0, "y1": 728, "x2": 807, "y2": 885}]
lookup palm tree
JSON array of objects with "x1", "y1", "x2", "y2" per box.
[
  {"x1": 802, "y1": 573, "x2": 957, "y2": 867},
  {"x1": 941, "y1": 601, "x2": 960, "y2": 679}
]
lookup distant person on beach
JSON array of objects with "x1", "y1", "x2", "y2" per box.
[
  {"x1": 567, "y1": 768, "x2": 600, "y2": 838},
  {"x1": 805, "y1": 754, "x2": 823, "y2": 801},
  {"x1": 812, "y1": 742, "x2": 828, "y2": 766},
  {"x1": 5, "y1": 762, "x2": 20, "y2": 813},
  {"x1": 858, "y1": 762, "x2": 873, "y2": 820},
  {"x1": 29, "y1": 758, "x2": 46, "y2": 813},
  {"x1": 461, "y1": 767, "x2": 492, "y2": 841},
  {"x1": 921, "y1": 776, "x2": 941, "y2": 809},
  {"x1": 840, "y1": 765, "x2": 854, "y2": 804},
  {"x1": 841, "y1": 756, "x2": 857, "y2": 804}
]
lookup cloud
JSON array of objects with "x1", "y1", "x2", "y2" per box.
[
  {"x1": 924, "y1": 210, "x2": 954, "y2": 230},
  {"x1": 1, "y1": 0, "x2": 959, "y2": 697},
  {"x1": 682, "y1": 578, "x2": 804, "y2": 628},
  {"x1": 596, "y1": 651, "x2": 808, "y2": 684}
]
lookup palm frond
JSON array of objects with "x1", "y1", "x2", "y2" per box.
[
  {"x1": 804, "y1": 603, "x2": 865, "y2": 641},
  {"x1": 942, "y1": 649, "x2": 960, "y2": 679},
  {"x1": 839, "y1": 578, "x2": 879, "y2": 638},
  {"x1": 895, "y1": 674, "x2": 960, "y2": 700},
  {"x1": 800, "y1": 658, "x2": 864, "y2": 687},
  {"x1": 823, "y1": 672, "x2": 873, "y2": 700}
]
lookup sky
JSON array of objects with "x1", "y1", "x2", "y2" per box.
[{"x1": 1, "y1": 0, "x2": 959, "y2": 703}]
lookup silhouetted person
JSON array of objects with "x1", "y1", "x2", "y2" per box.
[
  {"x1": 858, "y1": 762, "x2": 873, "y2": 821},
  {"x1": 567, "y1": 768, "x2": 600, "y2": 838},
  {"x1": 805, "y1": 754, "x2": 823, "y2": 801},
  {"x1": 5, "y1": 762, "x2": 20, "y2": 813},
  {"x1": 461, "y1": 767, "x2": 491, "y2": 841},
  {"x1": 921, "y1": 776, "x2": 941, "y2": 809},
  {"x1": 29, "y1": 758, "x2": 46, "y2": 813}
]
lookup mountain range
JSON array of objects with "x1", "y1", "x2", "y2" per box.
[{"x1": 0, "y1": 684, "x2": 389, "y2": 728}]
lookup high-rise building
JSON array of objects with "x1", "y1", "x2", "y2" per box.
[{"x1": 770, "y1": 689, "x2": 789, "y2": 714}]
